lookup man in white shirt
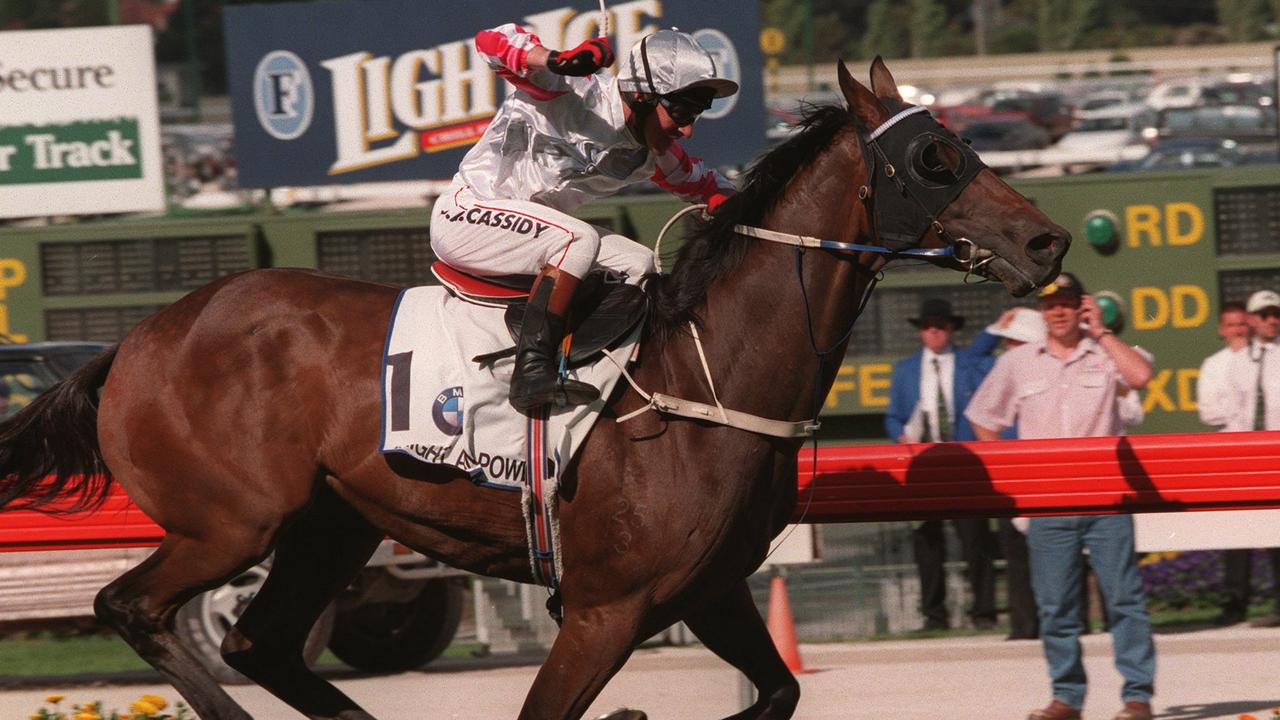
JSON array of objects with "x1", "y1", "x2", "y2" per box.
[{"x1": 1203, "y1": 291, "x2": 1280, "y2": 627}]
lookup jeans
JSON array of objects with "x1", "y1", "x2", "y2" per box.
[{"x1": 1028, "y1": 515, "x2": 1155, "y2": 708}]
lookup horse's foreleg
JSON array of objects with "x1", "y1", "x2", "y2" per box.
[
  {"x1": 684, "y1": 580, "x2": 800, "y2": 720},
  {"x1": 518, "y1": 598, "x2": 646, "y2": 720},
  {"x1": 221, "y1": 483, "x2": 383, "y2": 720},
  {"x1": 95, "y1": 535, "x2": 269, "y2": 720}
]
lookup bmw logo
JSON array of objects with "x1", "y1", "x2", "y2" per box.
[
  {"x1": 431, "y1": 387, "x2": 464, "y2": 437},
  {"x1": 692, "y1": 29, "x2": 740, "y2": 121},
  {"x1": 253, "y1": 50, "x2": 314, "y2": 140}
]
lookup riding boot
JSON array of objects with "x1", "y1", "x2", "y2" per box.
[{"x1": 510, "y1": 266, "x2": 600, "y2": 411}]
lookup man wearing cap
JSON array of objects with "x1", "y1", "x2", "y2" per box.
[
  {"x1": 1203, "y1": 290, "x2": 1280, "y2": 627},
  {"x1": 966, "y1": 272, "x2": 1156, "y2": 720},
  {"x1": 431, "y1": 24, "x2": 738, "y2": 411},
  {"x1": 886, "y1": 298, "x2": 1001, "y2": 632}
]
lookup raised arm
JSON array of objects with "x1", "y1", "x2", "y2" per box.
[{"x1": 475, "y1": 24, "x2": 613, "y2": 99}]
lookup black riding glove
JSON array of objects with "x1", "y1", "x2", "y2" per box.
[{"x1": 546, "y1": 37, "x2": 614, "y2": 77}]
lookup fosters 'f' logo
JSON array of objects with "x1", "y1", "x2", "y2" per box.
[
  {"x1": 254, "y1": 50, "x2": 314, "y2": 140},
  {"x1": 692, "y1": 29, "x2": 740, "y2": 121},
  {"x1": 432, "y1": 386, "x2": 464, "y2": 436}
]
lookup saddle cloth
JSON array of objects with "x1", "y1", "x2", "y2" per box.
[{"x1": 380, "y1": 285, "x2": 640, "y2": 584}]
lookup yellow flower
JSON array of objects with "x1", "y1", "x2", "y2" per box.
[
  {"x1": 129, "y1": 700, "x2": 158, "y2": 716},
  {"x1": 140, "y1": 695, "x2": 167, "y2": 711},
  {"x1": 45, "y1": 694, "x2": 65, "y2": 704},
  {"x1": 29, "y1": 713, "x2": 43, "y2": 720},
  {"x1": 73, "y1": 711, "x2": 101, "y2": 720}
]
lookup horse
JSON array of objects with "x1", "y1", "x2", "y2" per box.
[{"x1": 0, "y1": 58, "x2": 1067, "y2": 720}]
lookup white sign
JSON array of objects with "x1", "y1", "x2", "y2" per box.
[
  {"x1": 0, "y1": 25, "x2": 164, "y2": 219},
  {"x1": 1136, "y1": 509, "x2": 1280, "y2": 551}
]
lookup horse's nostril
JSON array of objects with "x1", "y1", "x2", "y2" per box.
[{"x1": 1026, "y1": 232, "x2": 1064, "y2": 258}]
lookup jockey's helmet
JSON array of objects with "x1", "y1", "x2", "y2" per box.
[{"x1": 617, "y1": 29, "x2": 739, "y2": 103}]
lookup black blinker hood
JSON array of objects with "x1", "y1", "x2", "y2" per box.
[{"x1": 865, "y1": 109, "x2": 986, "y2": 251}]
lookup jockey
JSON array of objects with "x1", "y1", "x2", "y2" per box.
[{"x1": 431, "y1": 24, "x2": 739, "y2": 412}]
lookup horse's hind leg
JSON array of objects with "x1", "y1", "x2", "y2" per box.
[
  {"x1": 95, "y1": 533, "x2": 272, "y2": 720},
  {"x1": 684, "y1": 580, "x2": 800, "y2": 720},
  {"x1": 221, "y1": 483, "x2": 383, "y2": 720}
]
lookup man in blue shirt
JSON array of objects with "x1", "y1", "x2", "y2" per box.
[{"x1": 886, "y1": 298, "x2": 1001, "y2": 631}]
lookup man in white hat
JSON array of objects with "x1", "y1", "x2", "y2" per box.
[
  {"x1": 431, "y1": 24, "x2": 738, "y2": 411},
  {"x1": 1208, "y1": 290, "x2": 1280, "y2": 627}
]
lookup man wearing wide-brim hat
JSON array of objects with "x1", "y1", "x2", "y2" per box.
[{"x1": 887, "y1": 297, "x2": 1002, "y2": 632}]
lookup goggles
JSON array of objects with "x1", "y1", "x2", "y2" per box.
[{"x1": 657, "y1": 90, "x2": 714, "y2": 127}]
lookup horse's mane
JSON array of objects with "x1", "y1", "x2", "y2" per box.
[{"x1": 647, "y1": 104, "x2": 855, "y2": 342}]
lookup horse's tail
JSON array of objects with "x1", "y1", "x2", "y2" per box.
[{"x1": 0, "y1": 345, "x2": 117, "y2": 514}]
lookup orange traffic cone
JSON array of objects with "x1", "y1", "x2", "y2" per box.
[{"x1": 766, "y1": 572, "x2": 807, "y2": 673}]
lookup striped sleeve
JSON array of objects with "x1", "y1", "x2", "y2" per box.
[
  {"x1": 651, "y1": 142, "x2": 735, "y2": 204},
  {"x1": 474, "y1": 24, "x2": 566, "y2": 101}
]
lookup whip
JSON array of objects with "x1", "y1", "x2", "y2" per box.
[{"x1": 598, "y1": 0, "x2": 610, "y2": 37}]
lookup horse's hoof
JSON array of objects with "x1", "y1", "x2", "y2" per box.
[{"x1": 594, "y1": 709, "x2": 647, "y2": 720}]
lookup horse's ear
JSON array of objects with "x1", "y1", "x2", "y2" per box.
[
  {"x1": 868, "y1": 56, "x2": 902, "y2": 104},
  {"x1": 838, "y1": 59, "x2": 885, "y2": 131}
]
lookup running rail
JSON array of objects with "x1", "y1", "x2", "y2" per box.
[
  {"x1": 794, "y1": 430, "x2": 1280, "y2": 523},
  {"x1": 3, "y1": 430, "x2": 1280, "y2": 551}
]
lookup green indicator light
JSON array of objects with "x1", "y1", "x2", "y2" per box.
[
  {"x1": 1096, "y1": 294, "x2": 1120, "y2": 326},
  {"x1": 1084, "y1": 214, "x2": 1115, "y2": 247}
]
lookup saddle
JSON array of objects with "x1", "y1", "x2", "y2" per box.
[{"x1": 431, "y1": 261, "x2": 647, "y2": 367}]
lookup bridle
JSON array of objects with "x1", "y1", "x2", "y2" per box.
[
  {"x1": 631, "y1": 102, "x2": 1006, "y2": 443},
  {"x1": 733, "y1": 104, "x2": 998, "y2": 281}
]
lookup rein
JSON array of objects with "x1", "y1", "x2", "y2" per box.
[{"x1": 626, "y1": 103, "x2": 999, "y2": 440}]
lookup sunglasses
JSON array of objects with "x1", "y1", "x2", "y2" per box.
[
  {"x1": 1257, "y1": 308, "x2": 1280, "y2": 319},
  {"x1": 657, "y1": 93, "x2": 712, "y2": 127}
]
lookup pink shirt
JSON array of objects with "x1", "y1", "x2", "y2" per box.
[{"x1": 965, "y1": 338, "x2": 1134, "y2": 439}]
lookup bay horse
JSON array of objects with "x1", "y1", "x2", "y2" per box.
[{"x1": 0, "y1": 59, "x2": 1067, "y2": 720}]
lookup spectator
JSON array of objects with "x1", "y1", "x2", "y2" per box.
[
  {"x1": 886, "y1": 298, "x2": 1000, "y2": 631},
  {"x1": 985, "y1": 307, "x2": 1047, "y2": 641},
  {"x1": 967, "y1": 272, "x2": 1156, "y2": 720},
  {"x1": 1201, "y1": 291, "x2": 1280, "y2": 627}
]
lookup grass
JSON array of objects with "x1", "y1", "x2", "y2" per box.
[
  {"x1": 0, "y1": 632, "x2": 491, "y2": 681},
  {"x1": 0, "y1": 633, "x2": 151, "y2": 677}
]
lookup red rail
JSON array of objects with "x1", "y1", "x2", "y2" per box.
[
  {"x1": 794, "y1": 430, "x2": 1280, "y2": 523},
  {"x1": 3, "y1": 430, "x2": 1280, "y2": 551}
]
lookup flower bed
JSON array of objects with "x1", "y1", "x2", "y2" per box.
[
  {"x1": 31, "y1": 694, "x2": 190, "y2": 720},
  {"x1": 1139, "y1": 550, "x2": 1276, "y2": 610}
]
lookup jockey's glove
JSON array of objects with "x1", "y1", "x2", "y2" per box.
[{"x1": 547, "y1": 37, "x2": 614, "y2": 76}]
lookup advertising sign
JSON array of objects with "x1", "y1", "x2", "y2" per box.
[
  {"x1": 0, "y1": 26, "x2": 165, "y2": 219},
  {"x1": 225, "y1": 0, "x2": 764, "y2": 188}
]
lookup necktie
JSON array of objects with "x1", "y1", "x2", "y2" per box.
[
  {"x1": 1255, "y1": 346, "x2": 1267, "y2": 431},
  {"x1": 933, "y1": 357, "x2": 951, "y2": 441}
]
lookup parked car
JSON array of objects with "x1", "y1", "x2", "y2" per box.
[
  {"x1": 1144, "y1": 78, "x2": 1205, "y2": 110},
  {"x1": 1147, "y1": 103, "x2": 1278, "y2": 149},
  {"x1": 1054, "y1": 103, "x2": 1155, "y2": 153},
  {"x1": 1202, "y1": 78, "x2": 1274, "y2": 107},
  {"x1": 0, "y1": 341, "x2": 467, "y2": 683},
  {"x1": 962, "y1": 116, "x2": 1051, "y2": 151},
  {"x1": 988, "y1": 92, "x2": 1075, "y2": 140},
  {"x1": 1073, "y1": 90, "x2": 1132, "y2": 115},
  {"x1": 1108, "y1": 138, "x2": 1246, "y2": 172}
]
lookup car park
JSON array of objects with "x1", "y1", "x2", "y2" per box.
[
  {"x1": 1108, "y1": 137, "x2": 1246, "y2": 172},
  {"x1": 988, "y1": 92, "x2": 1075, "y2": 140},
  {"x1": 1147, "y1": 103, "x2": 1278, "y2": 149},
  {"x1": 961, "y1": 115, "x2": 1051, "y2": 151},
  {"x1": 1053, "y1": 102, "x2": 1155, "y2": 153}
]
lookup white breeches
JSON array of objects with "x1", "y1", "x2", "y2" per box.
[{"x1": 429, "y1": 184, "x2": 655, "y2": 283}]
